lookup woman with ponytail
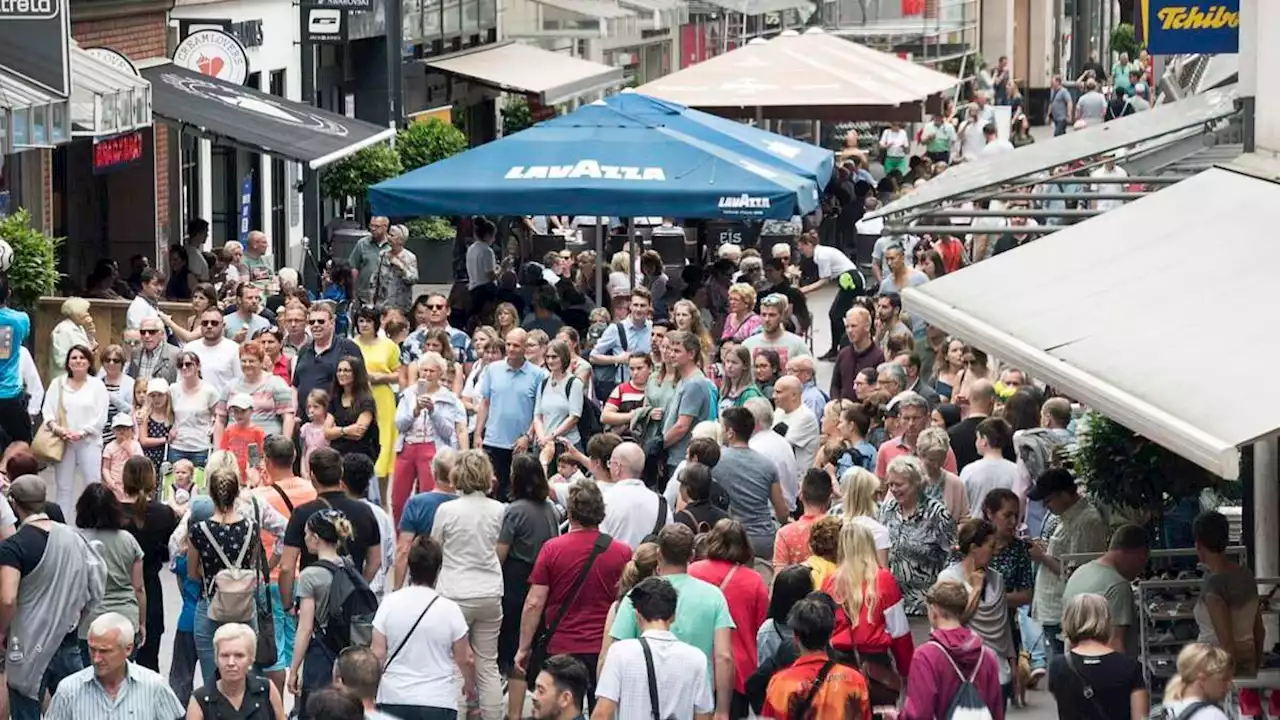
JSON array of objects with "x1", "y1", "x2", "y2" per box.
[
  {"x1": 1163, "y1": 644, "x2": 1234, "y2": 720},
  {"x1": 121, "y1": 456, "x2": 178, "y2": 672},
  {"x1": 288, "y1": 508, "x2": 355, "y2": 713}
]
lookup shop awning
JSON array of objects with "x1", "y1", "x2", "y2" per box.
[
  {"x1": 140, "y1": 62, "x2": 394, "y2": 169},
  {"x1": 423, "y1": 41, "x2": 623, "y2": 106},
  {"x1": 900, "y1": 164, "x2": 1280, "y2": 479},
  {"x1": 868, "y1": 84, "x2": 1240, "y2": 220},
  {"x1": 71, "y1": 46, "x2": 152, "y2": 138},
  {"x1": 0, "y1": 66, "x2": 72, "y2": 152},
  {"x1": 635, "y1": 27, "x2": 957, "y2": 121},
  {"x1": 532, "y1": 0, "x2": 634, "y2": 18},
  {"x1": 698, "y1": 0, "x2": 814, "y2": 16}
]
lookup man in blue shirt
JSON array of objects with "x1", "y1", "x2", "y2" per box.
[
  {"x1": 0, "y1": 276, "x2": 32, "y2": 447},
  {"x1": 476, "y1": 328, "x2": 548, "y2": 500},
  {"x1": 588, "y1": 287, "x2": 653, "y2": 402}
]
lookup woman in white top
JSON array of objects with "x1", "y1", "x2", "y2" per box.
[
  {"x1": 43, "y1": 344, "x2": 110, "y2": 513},
  {"x1": 879, "y1": 121, "x2": 911, "y2": 176},
  {"x1": 168, "y1": 350, "x2": 221, "y2": 468},
  {"x1": 834, "y1": 466, "x2": 891, "y2": 567},
  {"x1": 461, "y1": 328, "x2": 502, "y2": 436},
  {"x1": 430, "y1": 450, "x2": 506, "y2": 720},
  {"x1": 372, "y1": 535, "x2": 477, "y2": 717},
  {"x1": 1163, "y1": 644, "x2": 1234, "y2": 720}
]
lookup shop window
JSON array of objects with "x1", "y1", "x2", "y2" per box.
[
  {"x1": 182, "y1": 134, "x2": 201, "y2": 234},
  {"x1": 270, "y1": 69, "x2": 288, "y2": 260}
]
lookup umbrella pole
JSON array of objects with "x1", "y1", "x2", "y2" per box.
[
  {"x1": 596, "y1": 217, "x2": 604, "y2": 306},
  {"x1": 628, "y1": 218, "x2": 637, "y2": 292}
]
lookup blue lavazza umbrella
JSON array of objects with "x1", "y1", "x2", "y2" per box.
[
  {"x1": 604, "y1": 91, "x2": 835, "y2": 185},
  {"x1": 368, "y1": 101, "x2": 821, "y2": 221}
]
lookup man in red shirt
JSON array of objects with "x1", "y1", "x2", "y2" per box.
[
  {"x1": 875, "y1": 392, "x2": 957, "y2": 478},
  {"x1": 773, "y1": 469, "x2": 833, "y2": 571},
  {"x1": 515, "y1": 480, "x2": 631, "y2": 711}
]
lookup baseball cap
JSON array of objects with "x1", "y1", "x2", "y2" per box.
[
  {"x1": 147, "y1": 378, "x2": 170, "y2": 395},
  {"x1": 8, "y1": 475, "x2": 46, "y2": 507},
  {"x1": 228, "y1": 393, "x2": 254, "y2": 410},
  {"x1": 1027, "y1": 467, "x2": 1077, "y2": 502},
  {"x1": 111, "y1": 414, "x2": 135, "y2": 429}
]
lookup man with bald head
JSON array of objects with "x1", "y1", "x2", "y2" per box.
[
  {"x1": 949, "y1": 377, "x2": 997, "y2": 471},
  {"x1": 773, "y1": 376, "x2": 821, "y2": 481},
  {"x1": 599, "y1": 442, "x2": 670, "y2": 548},
  {"x1": 785, "y1": 355, "x2": 828, "y2": 423},
  {"x1": 831, "y1": 305, "x2": 885, "y2": 401},
  {"x1": 126, "y1": 316, "x2": 180, "y2": 383},
  {"x1": 476, "y1": 328, "x2": 547, "y2": 500},
  {"x1": 349, "y1": 216, "x2": 391, "y2": 304}
]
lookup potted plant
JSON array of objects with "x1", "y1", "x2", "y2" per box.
[
  {"x1": 501, "y1": 96, "x2": 534, "y2": 136},
  {"x1": 1, "y1": 208, "x2": 64, "y2": 310},
  {"x1": 396, "y1": 119, "x2": 468, "y2": 283},
  {"x1": 320, "y1": 143, "x2": 403, "y2": 222}
]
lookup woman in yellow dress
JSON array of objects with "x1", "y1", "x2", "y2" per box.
[{"x1": 353, "y1": 305, "x2": 400, "y2": 506}]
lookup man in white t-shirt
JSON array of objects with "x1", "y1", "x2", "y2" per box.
[
  {"x1": 980, "y1": 124, "x2": 1015, "y2": 157},
  {"x1": 745, "y1": 397, "x2": 800, "y2": 511},
  {"x1": 742, "y1": 294, "x2": 810, "y2": 369},
  {"x1": 1090, "y1": 156, "x2": 1130, "y2": 212},
  {"x1": 183, "y1": 308, "x2": 241, "y2": 396},
  {"x1": 126, "y1": 269, "x2": 165, "y2": 330},
  {"x1": 600, "y1": 442, "x2": 671, "y2": 548},
  {"x1": 795, "y1": 232, "x2": 865, "y2": 360},
  {"x1": 773, "y1": 376, "x2": 821, "y2": 476}
]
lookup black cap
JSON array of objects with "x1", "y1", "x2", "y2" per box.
[{"x1": 1027, "y1": 468, "x2": 1077, "y2": 502}]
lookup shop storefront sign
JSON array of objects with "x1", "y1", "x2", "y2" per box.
[
  {"x1": 303, "y1": 8, "x2": 348, "y2": 43},
  {"x1": 1141, "y1": 0, "x2": 1239, "y2": 54},
  {"x1": 84, "y1": 47, "x2": 140, "y2": 76},
  {"x1": 93, "y1": 130, "x2": 144, "y2": 173},
  {"x1": 238, "y1": 172, "x2": 253, "y2": 243},
  {"x1": 300, "y1": 0, "x2": 370, "y2": 11},
  {"x1": 0, "y1": 0, "x2": 70, "y2": 95},
  {"x1": 173, "y1": 29, "x2": 250, "y2": 85}
]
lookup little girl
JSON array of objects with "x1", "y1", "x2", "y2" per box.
[
  {"x1": 165, "y1": 458, "x2": 198, "y2": 513},
  {"x1": 132, "y1": 377, "x2": 149, "y2": 425},
  {"x1": 140, "y1": 379, "x2": 174, "y2": 471},
  {"x1": 299, "y1": 389, "x2": 331, "y2": 480},
  {"x1": 101, "y1": 415, "x2": 143, "y2": 499}
]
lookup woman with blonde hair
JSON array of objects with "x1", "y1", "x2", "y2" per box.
[
  {"x1": 834, "y1": 466, "x2": 891, "y2": 566},
  {"x1": 821, "y1": 521, "x2": 914, "y2": 707},
  {"x1": 494, "y1": 302, "x2": 520, "y2": 340},
  {"x1": 718, "y1": 344, "x2": 763, "y2": 412},
  {"x1": 914, "y1": 427, "x2": 970, "y2": 522},
  {"x1": 430, "y1": 449, "x2": 506, "y2": 719},
  {"x1": 1164, "y1": 644, "x2": 1234, "y2": 720},
  {"x1": 189, "y1": 623, "x2": 286, "y2": 720},
  {"x1": 932, "y1": 338, "x2": 967, "y2": 403},
  {"x1": 51, "y1": 297, "x2": 98, "y2": 378},
  {"x1": 721, "y1": 283, "x2": 763, "y2": 342},
  {"x1": 600, "y1": 543, "x2": 661, "y2": 656},
  {"x1": 525, "y1": 329, "x2": 550, "y2": 369},
  {"x1": 462, "y1": 328, "x2": 503, "y2": 437},
  {"x1": 671, "y1": 299, "x2": 713, "y2": 368},
  {"x1": 1048, "y1": 593, "x2": 1148, "y2": 720}
]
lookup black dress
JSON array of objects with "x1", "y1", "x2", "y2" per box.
[
  {"x1": 124, "y1": 500, "x2": 179, "y2": 672},
  {"x1": 193, "y1": 675, "x2": 275, "y2": 720},
  {"x1": 328, "y1": 392, "x2": 380, "y2": 461}
]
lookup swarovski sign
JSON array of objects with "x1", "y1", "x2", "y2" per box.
[
  {"x1": 505, "y1": 160, "x2": 666, "y2": 181},
  {"x1": 0, "y1": 0, "x2": 70, "y2": 96}
]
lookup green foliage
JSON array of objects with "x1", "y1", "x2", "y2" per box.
[
  {"x1": 1074, "y1": 411, "x2": 1225, "y2": 519},
  {"x1": 501, "y1": 96, "x2": 534, "y2": 136},
  {"x1": 396, "y1": 118, "x2": 467, "y2": 171},
  {"x1": 1111, "y1": 23, "x2": 1141, "y2": 59},
  {"x1": 0, "y1": 208, "x2": 63, "y2": 310},
  {"x1": 320, "y1": 143, "x2": 403, "y2": 205},
  {"x1": 406, "y1": 217, "x2": 456, "y2": 241}
]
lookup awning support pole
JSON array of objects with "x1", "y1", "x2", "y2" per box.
[
  {"x1": 628, "y1": 218, "x2": 637, "y2": 292},
  {"x1": 1255, "y1": 438, "x2": 1278, "y2": 578},
  {"x1": 596, "y1": 217, "x2": 605, "y2": 304}
]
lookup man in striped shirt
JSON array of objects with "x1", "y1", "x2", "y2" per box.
[{"x1": 45, "y1": 613, "x2": 184, "y2": 720}]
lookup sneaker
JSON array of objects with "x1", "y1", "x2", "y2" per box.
[{"x1": 1028, "y1": 667, "x2": 1047, "y2": 689}]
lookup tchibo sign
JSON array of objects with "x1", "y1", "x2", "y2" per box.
[{"x1": 505, "y1": 160, "x2": 666, "y2": 181}]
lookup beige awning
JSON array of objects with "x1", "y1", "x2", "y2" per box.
[
  {"x1": 424, "y1": 41, "x2": 624, "y2": 106},
  {"x1": 636, "y1": 27, "x2": 958, "y2": 121}
]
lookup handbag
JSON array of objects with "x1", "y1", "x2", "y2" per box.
[
  {"x1": 250, "y1": 498, "x2": 278, "y2": 667},
  {"x1": 199, "y1": 511, "x2": 258, "y2": 622},
  {"x1": 32, "y1": 378, "x2": 67, "y2": 463},
  {"x1": 526, "y1": 533, "x2": 612, "y2": 681}
]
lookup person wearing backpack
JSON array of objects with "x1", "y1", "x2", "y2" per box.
[
  {"x1": 534, "y1": 341, "x2": 588, "y2": 456},
  {"x1": 588, "y1": 287, "x2": 654, "y2": 405},
  {"x1": 1161, "y1": 644, "x2": 1234, "y2": 720},
  {"x1": 287, "y1": 509, "x2": 376, "y2": 719},
  {"x1": 901, "y1": 580, "x2": 1004, "y2": 720},
  {"x1": 761, "y1": 596, "x2": 871, "y2": 720}
]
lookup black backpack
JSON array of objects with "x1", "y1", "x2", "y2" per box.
[
  {"x1": 315, "y1": 559, "x2": 379, "y2": 653},
  {"x1": 542, "y1": 375, "x2": 603, "y2": 440}
]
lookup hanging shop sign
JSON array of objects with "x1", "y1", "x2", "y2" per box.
[
  {"x1": 93, "y1": 130, "x2": 145, "y2": 173},
  {"x1": 1141, "y1": 0, "x2": 1239, "y2": 54},
  {"x1": 303, "y1": 7, "x2": 348, "y2": 44},
  {"x1": 84, "y1": 47, "x2": 140, "y2": 77},
  {"x1": 172, "y1": 29, "x2": 250, "y2": 85},
  {"x1": 0, "y1": 0, "x2": 71, "y2": 95}
]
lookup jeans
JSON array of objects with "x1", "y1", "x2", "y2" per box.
[
  {"x1": 168, "y1": 447, "x2": 210, "y2": 467},
  {"x1": 9, "y1": 635, "x2": 83, "y2": 720},
  {"x1": 299, "y1": 638, "x2": 337, "y2": 720},
  {"x1": 377, "y1": 706, "x2": 459, "y2": 720},
  {"x1": 266, "y1": 583, "x2": 296, "y2": 673},
  {"x1": 170, "y1": 630, "x2": 198, "y2": 707},
  {"x1": 1018, "y1": 607, "x2": 1046, "y2": 671},
  {"x1": 454, "y1": 595, "x2": 504, "y2": 720},
  {"x1": 194, "y1": 597, "x2": 258, "y2": 687},
  {"x1": 1042, "y1": 622, "x2": 1065, "y2": 664},
  {"x1": 1053, "y1": 118, "x2": 1068, "y2": 136}
]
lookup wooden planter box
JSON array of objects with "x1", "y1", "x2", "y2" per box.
[{"x1": 33, "y1": 297, "x2": 196, "y2": 384}]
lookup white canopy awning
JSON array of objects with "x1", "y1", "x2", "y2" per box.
[{"x1": 901, "y1": 164, "x2": 1280, "y2": 479}]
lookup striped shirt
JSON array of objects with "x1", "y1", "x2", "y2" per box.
[{"x1": 46, "y1": 662, "x2": 185, "y2": 720}]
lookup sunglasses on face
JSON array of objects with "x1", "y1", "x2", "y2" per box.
[
  {"x1": 427, "y1": 304, "x2": 446, "y2": 310},
  {"x1": 140, "y1": 328, "x2": 161, "y2": 336},
  {"x1": 201, "y1": 320, "x2": 222, "y2": 327},
  {"x1": 104, "y1": 357, "x2": 124, "y2": 365},
  {"x1": 308, "y1": 319, "x2": 327, "y2": 326},
  {"x1": 181, "y1": 362, "x2": 199, "y2": 369}
]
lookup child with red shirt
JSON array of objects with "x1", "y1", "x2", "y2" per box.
[{"x1": 219, "y1": 393, "x2": 266, "y2": 481}]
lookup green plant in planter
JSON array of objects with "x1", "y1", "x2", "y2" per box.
[
  {"x1": 320, "y1": 143, "x2": 403, "y2": 213},
  {"x1": 0, "y1": 208, "x2": 64, "y2": 310},
  {"x1": 406, "y1": 217, "x2": 456, "y2": 241},
  {"x1": 1074, "y1": 411, "x2": 1226, "y2": 525},
  {"x1": 396, "y1": 118, "x2": 467, "y2": 171},
  {"x1": 501, "y1": 96, "x2": 534, "y2": 136},
  {"x1": 1111, "y1": 23, "x2": 1141, "y2": 59}
]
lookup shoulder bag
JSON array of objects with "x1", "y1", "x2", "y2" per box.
[
  {"x1": 639, "y1": 636, "x2": 668, "y2": 720},
  {"x1": 526, "y1": 533, "x2": 612, "y2": 680},
  {"x1": 32, "y1": 378, "x2": 67, "y2": 463},
  {"x1": 383, "y1": 594, "x2": 440, "y2": 671},
  {"x1": 250, "y1": 497, "x2": 278, "y2": 667}
]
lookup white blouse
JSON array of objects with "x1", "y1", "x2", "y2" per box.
[{"x1": 42, "y1": 375, "x2": 110, "y2": 445}]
